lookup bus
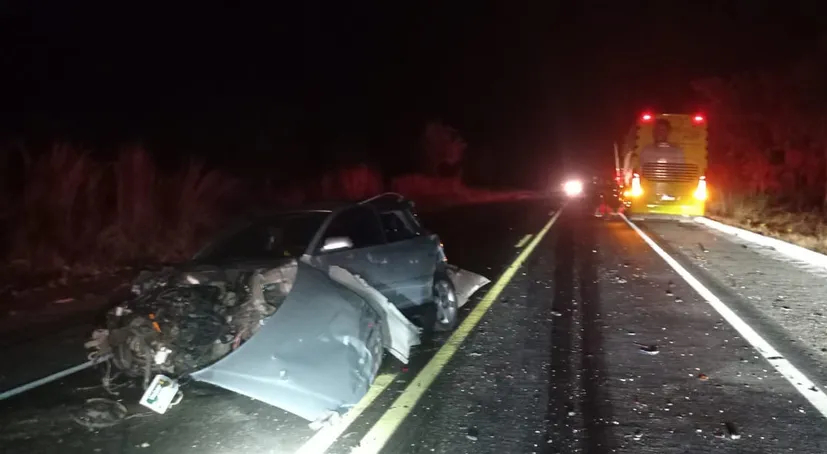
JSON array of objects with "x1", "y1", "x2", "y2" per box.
[{"x1": 620, "y1": 112, "x2": 708, "y2": 217}]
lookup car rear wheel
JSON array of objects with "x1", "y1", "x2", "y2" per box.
[{"x1": 432, "y1": 274, "x2": 458, "y2": 332}]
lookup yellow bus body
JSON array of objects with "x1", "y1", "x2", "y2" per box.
[{"x1": 623, "y1": 113, "x2": 708, "y2": 217}]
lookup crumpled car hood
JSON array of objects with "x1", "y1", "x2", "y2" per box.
[{"x1": 190, "y1": 263, "x2": 420, "y2": 423}]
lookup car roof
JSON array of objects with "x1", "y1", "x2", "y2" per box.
[
  {"x1": 358, "y1": 192, "x2": 413, "y2": 212},
  {"x1": 243, "y1": 193, "x2": 412, "y2": 222}
]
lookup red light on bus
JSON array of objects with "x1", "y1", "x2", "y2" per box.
[
  {"x1": 641, "y1": 113, "x2": 653, "y2": 121},
  {"x1": 693, "y1": 114, "x2": 705, "y2": 123}
]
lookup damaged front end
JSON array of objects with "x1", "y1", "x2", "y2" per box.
[
  {"x1": 85, "y1": 260, "x2": 421, "y2": 423},
  {"x1": 87, "y1": 262, "x2": 298, "y2": 387}
]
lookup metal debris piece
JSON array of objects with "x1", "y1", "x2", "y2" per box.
[
  {"x1": 725, "y1": 422, "x2": 740, "y2": 439},
  {"x1": 446, "y1": 265, "x2": 491, "y2": 308},
  {"x1": 635, "y1": 343, "x2": 659, "y2": 355}
]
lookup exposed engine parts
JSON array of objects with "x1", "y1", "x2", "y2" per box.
[{"x1": 85, "y1": 262, "x2": 298, "y2": 388}]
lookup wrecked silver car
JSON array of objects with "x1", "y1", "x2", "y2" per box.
[{"x1": 85, "y1": 194, "x2": 489, "y2": 424}]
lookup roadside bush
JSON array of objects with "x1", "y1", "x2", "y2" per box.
[
  {"x1": 3, "y1": 144, "x2": 537, "y2": 282},
  {"x1": 707, "y1": 194, "x2": 827, "y2": 254},
  {"x1": 320, "y1": 165, "x2": 383, "y2": 201},
  {"x1": 10, "y1": 145, "x2": 106, "y2": 270},
  {"x1": 6, "y1": 146, "x2": 241, "y2": 276},
  {"x1": 691, "y1": 46, "x2": 827, "y2": 253}
]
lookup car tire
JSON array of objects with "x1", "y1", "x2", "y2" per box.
[{"x1": 432, "y1": 273, "x2": 459, "y2": 332}]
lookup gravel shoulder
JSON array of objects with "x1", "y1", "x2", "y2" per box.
[{"x1": 644, "y1": 219, "x2": 827, "y2": 378}]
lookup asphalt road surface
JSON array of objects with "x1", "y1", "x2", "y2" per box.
[{"x1": 3, "y1": 199, "x2": 827, "y2": 454}]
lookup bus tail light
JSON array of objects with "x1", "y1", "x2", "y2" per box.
[
  {"x1": 694, "y1": 176, "x2": 707, "y2": 200},
  {"x1": 630, "y1": 173, "x2": 643, "y2": 197}
]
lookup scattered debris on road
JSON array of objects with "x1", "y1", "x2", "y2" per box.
[
  {"x1": 635, "y1": 342, "x2": 660, "y2": 355},
  {"x1": 70, "y1": 398, "x2": 127, "y2": 429},
  {"x1": 725, "y1": 422, "x2": 741, "y2": 440}
]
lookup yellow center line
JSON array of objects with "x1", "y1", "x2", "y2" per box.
[
  {"x1": 351, "y1": 207, "x2": 564, "y2": 454},
  {"x1": 514, "y1": 234, "x2": 532, "y2": 249},
  {"x1": 295, "y1": 373, "x2": 398, "y2": 454}
]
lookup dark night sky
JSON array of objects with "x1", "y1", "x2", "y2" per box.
[{"x1": 2, "y1": 1, "x2": 826, "y2": 185}]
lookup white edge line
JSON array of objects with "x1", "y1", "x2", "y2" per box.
[
  {"x1": 695, "y1": 216, "x2": 827, "y2": 271},
  {"x1": 622, "y1": 214, "x2": 827, "y2": 418},
  {"x1": 294, "y1": 373, "x2": 398, "y2": 454},
  {"x1": 0, "y1": 353, "x2": 112, "y2": 401}
]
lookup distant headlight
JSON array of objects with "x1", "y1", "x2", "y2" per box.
[{"x1": 563, "y1": 180, "x2": 584, "y2": 197}]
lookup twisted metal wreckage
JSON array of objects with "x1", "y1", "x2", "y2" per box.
[{"x1": 84, "y1": 258, "x2": 489, "y2": 426}]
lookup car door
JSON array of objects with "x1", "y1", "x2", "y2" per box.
[
  {"x1": 375, "y1": 209, "x2": 440, "y2": 308},
  {"x1": 309, "y1": 205, "x2": 390, "y2": 291},
  {"x1": 190, "y1": 262, "x2": 384, "y2": 423}
]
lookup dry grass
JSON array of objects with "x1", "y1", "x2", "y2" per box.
[
  {"x1": 320, "y1": 165, "x2": 383, "y2": 201},
  {"x1": 2, "y1": 146, "x2": 536, "y2": 288},
  {"x1": 708, "y1": 195, "x2": 827, "y2": 254},
  {"x1": 5, "y1": 146, "x2": 242, "y2": 281}
]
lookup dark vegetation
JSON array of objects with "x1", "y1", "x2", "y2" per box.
[
  {"x1": 696, "y1": 43, "x2": 827, "y2": 252},
  {"x1": 0, "y1": 122, "x2": 535, "y2": 288}
]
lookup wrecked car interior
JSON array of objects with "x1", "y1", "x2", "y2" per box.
[{"x1": 83, "y1": 194, "x2": 490, "y2": 426}]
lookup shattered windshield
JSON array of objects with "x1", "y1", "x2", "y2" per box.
[{"x1": 196, "y1": 212, "x2": 330, "y2": 262}]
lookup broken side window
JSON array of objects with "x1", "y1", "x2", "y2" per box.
[
  {"x1": 380, "y1": 211, "x2": 418, "y2": 243},
  {"x1": 323, "y1": 206, "x2": 385, "y2": 250},
  {"x1": 201, "y1": 223, "x2": 274, "y2": 261},
  {"x1": 201, "y1": 213, "x2": 328, "y2": 261}
]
